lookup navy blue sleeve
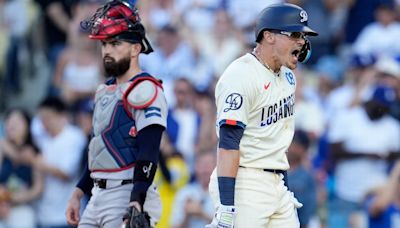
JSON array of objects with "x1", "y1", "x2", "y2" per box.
[
  {"x1": 131, "y1": 124, "x2": 165, "y2": 207},
  {"x1": 136, "y1": 124, "x2": 165, "y2": 163},
  {"x1": 219, "y1": 125, "x2": 245, "y2": 150},
  {"x1": 76, "y1": 164, "x2": 93, "y2": 195}
]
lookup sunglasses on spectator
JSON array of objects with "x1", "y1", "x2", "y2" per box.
[{"x1": 269, "y1": 30, "x2": 306, "y2": 39}]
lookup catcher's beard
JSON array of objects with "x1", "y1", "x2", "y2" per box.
[{"x1": 103, "y1": 55, "x2": 131, "y2": 78}]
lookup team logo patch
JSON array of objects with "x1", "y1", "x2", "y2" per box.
[
  {"x1": 285, "y1": 72, "x2": 296, "y2": 85},
  {"x1": 100, "y1": 97, "x2": 109, "y2": 109},
  {"x1": 224, "y1": 93, "x2": 243, "y2": 112},
  {"x1": 300, "y1": 10, "x2": 308, "y2": 23}
]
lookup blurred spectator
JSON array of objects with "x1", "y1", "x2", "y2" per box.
[
  {"x1": 147, "y1": 0, "x2": 177, "y2": 30},
  {"x1": 287, "y1": 130, "x2": 317, "y2": 228},
  {"x1": 193, "y1": 91, "x2": 218, "y2": 154},
  {"x1": 305, "y1": 55, "x2": 344, "y2": 119},
  {"x1": 365, "y1": 160, "x2": 400, "y2": 228},
  {"x1": 30, "y1": 96, "x2": 86, "y2": 227},
  {"x1": 226, "y1": 0, "x2": 281, "y2": 30},
  {"x1": 51, "y1": 1, "x2": 102, "y2": 104},
  {"x1": 328, "y1": 85, "x2": 400, "y2": 228},
  {"x1": 343, "y1": 0, "x2": 393, "y2": 44},
  {"x1": 170, "y1": 150, "x2": 216, "y2": 228},
  {"x1": 73, "y1": 97, "x2": 95, "y2": 172},
  {"x1": 353, "y1": 2, "x2": 400, "y2": 58},
  {"x1": 374, "y1": 56, "x2": 400, "y2": 121},
  {"x1": 325, "y1": 53, "x2": 376, "y2": 121},
  {"x1": 52, "y1": 28, "x2": 102, "y2": 106},
  {"x1": 34, "y1": 0, "x2": 74, "y2": 62},
  {"x1": 0, "y1": 185, "x2": 11, "y2": 225},
  {"x1": 183, "y1": 34, "x2": 215, "y2": 92},
  {"x1": 34, "y1": 0, "x2": 76, "y2": 96},
  {"x1": 174, "y1": 0, "x2": 222, "y2": 33},
  {"x1": 194, "y1": 9, "x2": 244, "y2": 78},
  {"x1": 294, "y1": 68, "x2": 326, "y2": 139},
  {"x1": 3, "y1": 0, "x2": 30, "y2": 94},
  {"x1": 166, "y1": 78, "x2": 200, "y2": 173},
  {"x1": 140, "y1": 25, "x2": 195, "y2": 105},
  {"x1": 154, "y1": 136, "x2": 190, "y2": 228},
  {"x1": 0, "y1": 108, "x2": 43, "y2": 228}
]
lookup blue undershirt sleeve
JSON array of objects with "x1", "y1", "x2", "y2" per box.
[
  {"x1": 76, "y1": 164, "x2": 93, "y2": 195},
  {"x1": 219, "y1": 125, "x2": 244, "y2": 150}
]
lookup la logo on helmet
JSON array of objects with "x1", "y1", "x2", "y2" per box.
[{"x1": 300, "y1": 10, "x2": 308, "y2": 22}]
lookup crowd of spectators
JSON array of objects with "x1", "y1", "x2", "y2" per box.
[{"x1": 1, "y1": 0, "x2": 400, "y2": 227}]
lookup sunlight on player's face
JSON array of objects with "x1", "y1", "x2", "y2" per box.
[
  {"x1": 274, "y1": 34, "x2": 305, "y2": 70},
  {"x1": 101, "y1": 39, "x2": 132, "y2": 62}
]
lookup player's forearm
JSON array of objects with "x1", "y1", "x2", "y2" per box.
[
  {"x1": 217, "y1": 148, "x2": 239, "y2": 206},
  {"x1": 35, "y1": 162, "x2": 70, "y2": 181},
  {"x1": 131, "y1": 124, "x2": 164, "y2": 207},
  {"x1": 217, "y1": 148, "x2": 240, "y2": 177}
]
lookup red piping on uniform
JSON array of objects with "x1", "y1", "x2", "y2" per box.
[
  {"x1": 91, "y1": 163, "x2": 136, "y2": 173},
  {"x1": 122, "y1": 76, "x2": 163, "y2": 118},
  {"x1": 128, "y1": 82, "x2": 158, "y2": 109}
]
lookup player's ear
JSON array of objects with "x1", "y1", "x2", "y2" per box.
[
  {"x1": 262, "y1": 31, "x2": 275, "y2": 44},
  {"x1": 130, "y1": 43, "x2": 141, "y2": 57}
]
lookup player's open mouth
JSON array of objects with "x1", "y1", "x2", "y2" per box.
[{"x1": 291, "y1": 49, "x2": 300, "y2": 58}]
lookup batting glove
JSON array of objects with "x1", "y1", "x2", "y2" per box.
[{"x1": 206, "y1": 204, "x2": 236, "y2": 228}]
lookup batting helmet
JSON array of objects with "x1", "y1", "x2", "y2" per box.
[
  {"x1": 255, "y1": 3, "x2": 318, "y2": 43},
  {"x1": 81, "y1": 0, "x2": 153, "y2": 54}
]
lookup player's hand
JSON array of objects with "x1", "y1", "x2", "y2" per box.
[
  {"x1": 65, "y1": 188, "x2": 83, "y2": 226},
  {"x1": 121, "y1": 202, "x2": 150, "y2": 228},
  {"x1": 206, "y1": 204, "x2": 236, "y2": 228}
]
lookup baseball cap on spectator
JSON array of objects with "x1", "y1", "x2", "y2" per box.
[
  {"x1": 374, "y1": 56, "x2": 400, "y2": 78},
  {"x1": 370, "y1": 85, "x2": 396, "y2": 107},
  {"x1": 314, "y1": 55, "x2": 344, "y2": 83},
  {"x1": 349, "y1": 53, "x2": 376, "y2": 69}
]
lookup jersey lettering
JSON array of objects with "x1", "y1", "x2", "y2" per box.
[{"x1": 260, "y1": 93, "x2": 294, "y2": 127}]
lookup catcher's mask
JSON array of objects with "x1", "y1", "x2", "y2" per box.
[{"x1": 81, "y1": 0, "x2": 153, "y2": 54}]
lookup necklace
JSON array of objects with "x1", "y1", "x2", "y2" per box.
[{"x1": 251, "y1": 50, "x2": 279, "y2": 76}]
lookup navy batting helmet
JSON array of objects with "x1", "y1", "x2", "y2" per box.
[
  {"x1": 81, "y1": 0, "x2": 153, "y2": 54},
  {"x1": 255, "y1": 3, "x2": 318, "y2": 43}
]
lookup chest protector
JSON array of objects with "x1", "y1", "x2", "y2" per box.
[{"x1": 88, "y1": 73, "x2": 163, "y2": 171}]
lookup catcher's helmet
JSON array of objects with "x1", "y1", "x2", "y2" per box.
[
  {"x1": 255, "y1": 3, "x2": 318, "y2": 43},
  {"x1": 81, "y1": 0, "x2": 153, "y2": 54}
]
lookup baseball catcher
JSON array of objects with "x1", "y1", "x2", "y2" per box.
[{"x1": 65, "y1": 0, "x2": 167, "y2": 227}]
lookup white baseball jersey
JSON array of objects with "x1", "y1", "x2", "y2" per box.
[{"x1": 215, "y1": 53, "x2": 296, "y2": 170}]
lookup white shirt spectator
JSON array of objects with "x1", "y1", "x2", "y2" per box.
[
  {"x1": 226, "y1": 0, "x2": 282, "y2": 28},
  {"x1": 353, "y1": 22, "x2": 400, "y2": 58},
  {"x1": 36, "y1": 124, "x2": 86, "y2": 226},
  {"x1": 328, "y1": 107, "x2": 400, "y2": 202},
  {"x1": 170, "y1": 182, "x2": 214, "y2": 228},
  {"x1": 140, "y1": 42, "x2": 195, "y2": 106}
]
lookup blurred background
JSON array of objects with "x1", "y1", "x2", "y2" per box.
[{"x1": 0, "y1": 0, "x2": 400, "y2": 227}]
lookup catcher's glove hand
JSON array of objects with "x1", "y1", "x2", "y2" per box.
[{"x1": 121, "y1": 206, "x2": 151, "y2": 228}]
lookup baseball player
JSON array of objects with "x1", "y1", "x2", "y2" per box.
[
  {"x1": 65, "y1": 1, "x2": 167, "y2": 227},
  {"x1": 207, "y1": 3, "x2": 318, "y2": 228}
]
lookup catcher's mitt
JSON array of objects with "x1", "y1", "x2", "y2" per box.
[{"x1": 122, "y1": 206, "x2": 151, "y2": 228}]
